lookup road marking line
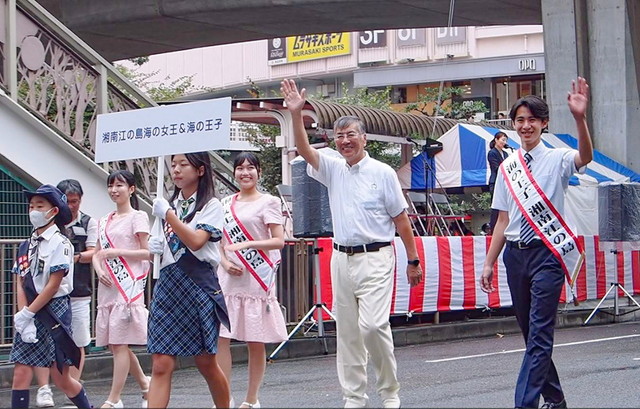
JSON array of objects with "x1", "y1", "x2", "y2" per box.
[{"x1": 425, "y1": 334, "x2": 640, "y2": 363}]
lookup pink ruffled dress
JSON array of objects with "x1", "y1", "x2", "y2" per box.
[
  {"x1": 218, "y1": 194, "x2": 288, "y2": 343},
  {"x1": 95, "y1": 210, "x2": 150, "y2": 347}
]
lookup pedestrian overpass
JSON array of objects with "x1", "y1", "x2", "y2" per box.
[{"x1": 0, "y1": 0, "x2": 237, "y2": 228}]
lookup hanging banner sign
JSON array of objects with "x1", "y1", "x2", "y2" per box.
[
  {"x1": 286, "y1": 32, "x2": 351, "y2": 63},
  {"x1": 94, "y1": 97, "x2": 231, "y2": 163}
]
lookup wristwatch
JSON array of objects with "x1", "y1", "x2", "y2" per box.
[{"x1": 407, "y1": 259, "x2": 420, "y2": 266}]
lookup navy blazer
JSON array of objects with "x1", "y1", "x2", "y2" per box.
[{"x1": 488, "y1": 147, "x2": 509, "y2": 185}]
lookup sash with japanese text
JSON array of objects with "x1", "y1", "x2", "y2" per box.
[
  {"x1": 221, "y1": 195, "x2": 278, "y2": 292},
  {"x1": 500, "y1": 150, "x2": 584, "y2": 284},
  {"x1": 99, "y1": 213, "x2": 147, "y2": 303}
]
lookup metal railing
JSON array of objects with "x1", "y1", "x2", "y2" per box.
[
  {"x1": 485, "y1": 118, "x2": 512, "y2": 127},
  {"x1": 1, "y1": 0, "x2": 236, "y2": 200},
  {"x1": 0, "y1": 240, "x2": 316, "y2": 348},
  {"x1": 0, "y1": 239, "x2": 20, "y2": 346}
]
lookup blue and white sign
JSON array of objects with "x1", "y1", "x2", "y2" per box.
[{"x1": 95, "y1": 97, "x2": 231, "y2": 163}]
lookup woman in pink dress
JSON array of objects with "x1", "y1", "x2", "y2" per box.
[
  {"x1": 218, "y1": 152, "x2": 288, "y2": 409},
  {"x1": 93, "y1": 170, "x2": 151, "y2": 409}
]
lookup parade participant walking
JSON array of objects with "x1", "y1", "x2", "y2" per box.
[
  {"x1": 217, "y1": 152, "x2": 288, "y2": 409},
  {"x1": 10, "y1": 185, "x2": 92, "y2": 409},
  {"x1": 93, "y1": 170, "x2": 151, "y2": 409},
  {"x1": 57, "y1": 179, "x2": 98, "y2": 384},
  {"x1": 281, "y1": 78, "x2": 423, "y2": 409},
  {"x1": 481, "y1": 78, "x2": 593, "y2": 409},
  {"x1": 147, "y1": 152, "x2": 230, "y2": 409}
]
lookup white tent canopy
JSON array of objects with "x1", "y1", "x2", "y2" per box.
[{"x1": 397, "y1": 124, "x2": 640, "y2": 235}]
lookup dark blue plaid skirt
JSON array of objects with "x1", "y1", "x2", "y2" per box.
[
  {"x1": 10, "y1": 296, "x2": 72, "y2": 367},
  {"x1": 147, "y1": 263, "x2": 220, "y2": 356}
]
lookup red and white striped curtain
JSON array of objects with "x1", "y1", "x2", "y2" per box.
[{"x1": 315, "y1": 236, "x2": 640, "y2": 318}]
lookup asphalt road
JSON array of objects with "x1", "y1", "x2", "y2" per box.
[{"x1": 2, "y1": 321, "x2": 639, "y2": 408}]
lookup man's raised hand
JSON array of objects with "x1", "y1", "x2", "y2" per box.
[
  {"x1": 281, "y1": 78, "x2": 306, "y2": 113},
  {"x1": 567, "y1": 76, "x2": 589, "y2": 119}
]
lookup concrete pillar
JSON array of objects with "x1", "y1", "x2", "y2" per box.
[{"x1": 542, "y1": 0, "x2": 640, "y2": 172}]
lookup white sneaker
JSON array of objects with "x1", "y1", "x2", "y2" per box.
[
  {"x1": 382, "y1": 397, "x2": 401, "y2": 408},
  {"x1": 240, "y1": 400, "x2": 260, "y2": 408},
  {"x1": 36, "y1": 385, "x2": 55, "y2": 408}
]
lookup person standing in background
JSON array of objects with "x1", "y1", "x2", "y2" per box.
[
  {"x1": 57, "y1": 179, "x2": 97, "y2": 384},
  {"x1": 487, "y1": 131, "x2": 510, "y2": 234}
]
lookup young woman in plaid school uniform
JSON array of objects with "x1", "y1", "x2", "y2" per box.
[
  {"x1": 147, "y1": 152, "x2": 230, "y2": 408},
  {"x1": 10, "y1": 185, "x2": 92, "y2": 409},
  {"x1": 92, "y1": 170, "x2": 151, "y2": 409}
]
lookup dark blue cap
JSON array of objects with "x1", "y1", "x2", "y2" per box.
[{"x1": 24, "y1": 184, "x2": 73, "y2": 225}]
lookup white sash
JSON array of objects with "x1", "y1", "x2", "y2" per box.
[
  {"x1": 99, "y1": 212, "x2": 147, "y2": 303},
  {"x1": 221, "y1": 195, "x2": 278, "y2": 292},
  {"x1": 501, "y1": 150, "x2": 585, "y2": 285}
]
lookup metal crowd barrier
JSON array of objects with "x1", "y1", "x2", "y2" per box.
[{"x1": 0, "y1": 238, "x2": 317, "y2": 348}]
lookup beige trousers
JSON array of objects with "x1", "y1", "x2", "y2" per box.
[{"x1": 331, "y1": 246, "x2": 400, "y2": 407}]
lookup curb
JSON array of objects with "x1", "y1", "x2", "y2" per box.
[{"x1": 1, "y1": 306, "x2": 638, "y2": 389}]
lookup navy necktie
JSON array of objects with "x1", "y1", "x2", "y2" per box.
[{"x1": 520, "y1": 153, "x2": 536, "y2": 244}]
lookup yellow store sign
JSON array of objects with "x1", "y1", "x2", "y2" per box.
[{"x1": 286, "y1": 32, "x2": 351, "y2": 63}]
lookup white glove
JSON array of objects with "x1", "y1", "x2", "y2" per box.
[
  {"x1": 14, "y1": 306, "x2": 35, "y2": 334},
  {"x1": 152, "y1": 198, "x2": 172, "y2": 219},
  {"x1": 148, "y1": 236, "x2": 165, "y2": 255},
  {"x1": 20, "y1": 319, "x2": 38, "y2": 343}
]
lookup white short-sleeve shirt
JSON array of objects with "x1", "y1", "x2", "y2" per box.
[
  {"x1": 491, "y1": 142, "x2": 585, "y2": 241},
  {"x1": 307, "y1": 152, "x2": 408, "y2": 246},
  {"x1": 155, "y1": 192, "x2": 224, "y2": 269},
  {"x1": 13, "y1": 225, "x2": 74, "y2": 297}
]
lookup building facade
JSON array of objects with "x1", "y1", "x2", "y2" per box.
[{"x1": 120, "y1": 25, "x2": 546, "y2": 146}]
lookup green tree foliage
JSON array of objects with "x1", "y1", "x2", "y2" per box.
[
  {"x1": 405, "y1": 85, "x2": 492, "y2": 214},
  {"x1": 328, "y1": 84, "x2": 401, "y2": 169},
  {"x1": 447, "y1": 192, "x2": 492, "y2": 214},
  {"x1": 405, "y1": 86, "x2": 487, "y2": 120},
  {"x1": 115, "y1": 64, "x2": 202, "y2": 102}
]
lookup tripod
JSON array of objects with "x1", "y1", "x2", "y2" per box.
[
  {"x1": 584, "y1": 249, "x2": 640, "y2": 325},
  {"x1": 268, "y1": 238, "x2": 336, "y2": 360}
]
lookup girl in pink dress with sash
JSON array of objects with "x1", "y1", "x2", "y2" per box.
[
  {"x1": 93, "y1": 170, "x2": 151, "y2": 409},
  {"x1": 218, "y1": 152, "x2": 288, "y2": 409}
]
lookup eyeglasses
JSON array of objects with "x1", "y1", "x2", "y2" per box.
[{"x1": 335, "y1": 131, "x2": 362, "y2": 140}]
